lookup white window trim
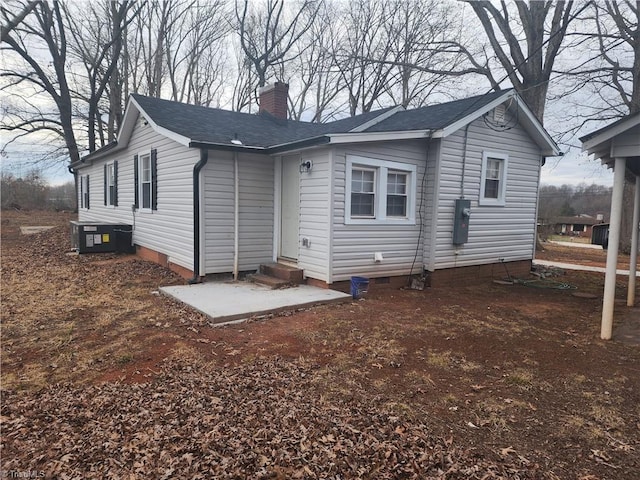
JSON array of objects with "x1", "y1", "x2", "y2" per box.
[
  {"x1": 345, "y1": 155, "x2": 416, "y2": 225},
  {"x1": 479, "y1": 151, "x2": 508, "y2": 206},
  {"x1": 106, "y1": 161, "x2": 116, "y2": 208},
  {"x1": 138, "y1": 151, "x2": 153, "y2": 212}
]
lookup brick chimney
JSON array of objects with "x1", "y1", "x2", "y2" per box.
[{"x1": 259, "y1": 82, "x2": 289, "y2": 119}]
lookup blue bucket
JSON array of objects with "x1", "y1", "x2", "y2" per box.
[{"x1": 350, "y1": 276, "x2": 369, "y2": 299}]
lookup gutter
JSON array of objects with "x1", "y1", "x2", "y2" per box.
[
  {"x1": 267, "y1": 135, "x2": 331, "y2": 154},
  {"x1": 71, "y1": 141, "x2": 119, "y2": 168},
  {"x1": 190, "y1": 135, "x2": 331, "y2": 155},
  {"x1": 233, "y1": 152, "x2": 239, "y2": 281},
  {"x1": 188, "y1": 148, "x2": 209, "y2": 284},
  {"x1": 189, "y1": 141, "x2": 266, "y2": 152}
]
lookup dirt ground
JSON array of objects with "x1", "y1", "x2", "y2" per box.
[
  {"x1": 1, "y1": 210, "x2": 639, "y2": 479},
  {"x1": 536, "y1": 241, "x2": 631, "y2": 271}
]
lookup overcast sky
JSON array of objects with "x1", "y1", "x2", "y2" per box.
[
  {"x1": 0, "y1": 110, "x2": 616, "y2": 188},
  {"x1": 0, "y1": 0, "x2": 623, "y2": 188}
]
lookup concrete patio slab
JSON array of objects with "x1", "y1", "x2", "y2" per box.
[
  {"x1": 20, "y1": 226, "x2": 55, "y2": 235},
  {"x1": 160, "y1": 281, "x2": 351, "y2": 325},
  {"x1": 534, "y1": 259, "x2": 639, "y2": 277},
  {"x1": 547, "y1": 240, "x2": 602, "y2": 250}
]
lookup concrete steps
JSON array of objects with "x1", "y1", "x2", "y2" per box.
[{"x1": 249, "y1": 263, "x2": 304, "y2": 289}]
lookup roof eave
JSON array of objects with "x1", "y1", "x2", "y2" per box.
[
  {"x1": 189, "y1": 141, "x2": 267, "y2": 152},
  {"x1": 580, "y1": 113, "x2": 640, "y2": 153},
  {"x1": 72, "y1": 141, "x2": 120, "y2": 168},
  {"x1": 440, "y1": 90, "x2": 561, "y2": 156},
  {"x1": 267, "y1": 135, "x2": 331, "y2": 154},
  {"x1": 327, "y1": 130, "x2": 433, "y2": 144},
  {"x1": 128, "y1": 96, "x2": 191, "y2": 147}
]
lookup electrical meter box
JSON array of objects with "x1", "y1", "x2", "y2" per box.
[
  {"x1": 70, "y1": 221, "x2": 134, "y2": 254},
  {"x1": 453, "y1": 199, "x2": 471, "y2": 245}
]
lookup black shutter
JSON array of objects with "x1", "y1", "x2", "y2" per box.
[
  {"x1": 133, "y1": 155, "x2": 139, "y2": 209},
  {"x1": 104, "y1": 164, "x2": 107, "y2": 206},
  {"x1": 151, "y1": 149, "x2": 158, "y2": 210},
  {"x1": 113, "y1": 160, "x2": 118, "y2": 206},
  {"x1": 86, "y1": 175, "x2": 90, "y2": 209}
]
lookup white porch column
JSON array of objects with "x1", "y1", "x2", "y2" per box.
[
  {"x1": 602, "y1": 157, "x2": 627, "y2": 340},
  {"x1": 628, "y1": 175, "x2": 640, "y2": 307}
]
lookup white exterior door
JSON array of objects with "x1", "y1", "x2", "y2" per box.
[{"x1": 280, "y1": 156, "x2": 300, "y2": 260}]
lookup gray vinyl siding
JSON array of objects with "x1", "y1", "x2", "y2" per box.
[
  {"x1": 331, "y1": 141, "x2": 427, "y2": 282},
  {"x1": 432, "y1": 112, "x2": 542, "y2": 269},
  {"x1": 422, "y1": 139, "x2": 440, "y2": 272},
  {"x1": 297, "y1": 149, "x2": 332, "y2": 282},
  {"x1": 202, "y1": 151, "x2": 274, "y2": 274},
  {"x1": 77, "y1": 115, "x2": 199, "y2": 270},
  {"x1": 202, "y1": 151, "x2": 234, "y2": 273}
]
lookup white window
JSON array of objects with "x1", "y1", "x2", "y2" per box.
[
  {"x1": 350, "y1": 168, "x2": 376, "y2": 218},
  {"x1": 479, "y1": 152, "x2": 508, "y2": 206},
  {"x1": 386, "y1": 171, "x2": 407, "y2": 217},
  {"x1": 80, "y1": 175, "x2": 90, "y2": 209},
  {"x1": 139, "y1": 153, "x2": 152, "y2": 210},
  {"x1": 345, "y1": 155, "x2": 416, "y2": 224},
  {"x1": 106, "y1": 162, "x2": 116, "y2": 206}
]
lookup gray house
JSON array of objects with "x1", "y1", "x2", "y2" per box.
[{"x1": 71, "y1": 83, "x2": 559, "y2": 288}]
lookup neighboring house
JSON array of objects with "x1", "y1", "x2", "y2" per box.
[
  {"x1": 552, "y1": 214, "x2": 602, "y2": 238},
  {"x1": 70, "y1": 83, "x2": 559, "y2": 288}
]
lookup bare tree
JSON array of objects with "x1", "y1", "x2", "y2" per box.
[
  {"x1": 0, "y1": 0, "x2": 39, "y2": 43},
  {"x1": 127, "y1": 0, "x2": 183, "y2": 98},
  {"x1": 465, "y1": 0, "x2": 577, "y2": 123},
  {"x1": 230, "y1": 37, "x2": 259, "y2": 112},
  {"x1": 234, "y1": 0, "x2": 320, "y2": 93},
  {"x1": 382, "y1": 0, "x2": 460, "y2": 108},
  {"x1": 333, "y1": 0, "x2": 398, "y2": 116},
  {"x1": 163, "y1": 0, "x2": 230, "y2": 106},
  {"x1": 1, "y1": 0, "x2": 80, "y2": 164},
  {"x1": 559, "y1": 0, "x2": 639, "y2": 119},
  {"x1": 285, "y1": 0, "x2": 341, "y2": 121},
  {"x1": 595, "y1": 0, "x2": 640, "y2": 115},
  {"x1": 549, "y1": 1, "x2": 638, "y2": 253},
  {"x1": 63, "y1": 0, "x2": 140, "y2": 150}
]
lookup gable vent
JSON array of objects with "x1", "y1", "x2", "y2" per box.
[{"x1": 493, "y1": 104, "x2": 506, "y2": 123}]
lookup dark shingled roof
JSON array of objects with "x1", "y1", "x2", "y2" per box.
[
  {"x1": 131, "y1": 89, "x2": 512, "y2": 149},
  {"x1": 366, "y1": 89, "x2": 510, "y2": 132},
  {"x1": 131, "y1": 94, "x2": 396, "y2": 148}
]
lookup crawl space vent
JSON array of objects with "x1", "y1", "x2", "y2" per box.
[{"x1": 493, "y1": 104, "x2": 506, "y2": 123}]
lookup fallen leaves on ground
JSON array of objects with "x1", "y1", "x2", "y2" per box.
[{"x1": 2, "y1": 357, "x2": 541, "y2": 479}]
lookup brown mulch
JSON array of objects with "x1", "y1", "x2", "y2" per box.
[{"x1": 2, "y1": 211, "x2": 639, "y2": 479}]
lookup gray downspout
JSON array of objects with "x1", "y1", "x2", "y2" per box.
[
  {"x1": 189, "y1": 149, "x2": 209, "y2": 284},
  {"x1": 233, "y1": 151, "x2": 239, "y2": 281},
  {"x1": 68, "y1": 165, "x2": 78, "y2": 212}
]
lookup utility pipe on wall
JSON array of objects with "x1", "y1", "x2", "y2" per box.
[
  {"x1": 459, "y1": 123, "x2": 470, "y2": 199},
  {"x1": 601, "y1": 157, "x2": 626, "y2": 340},
  {"x1": 628, "y1": 175, "x2": 640, "y2": 307},
  {"x1": 233, "y1": 152, "x2": 239, "y2": 281}
]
